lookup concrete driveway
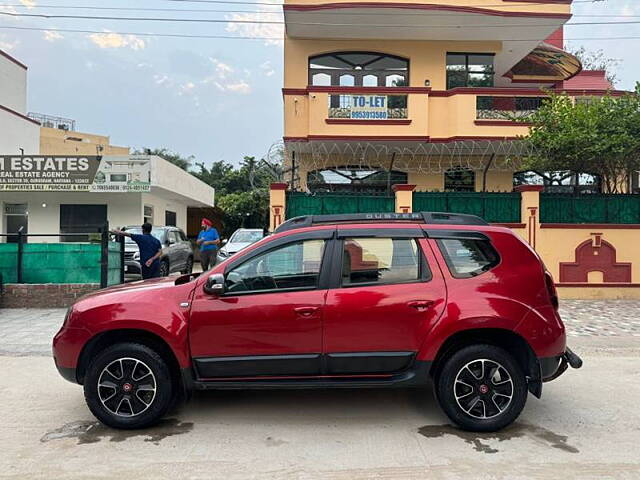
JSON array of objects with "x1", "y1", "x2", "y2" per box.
[{"x1": 1, "y1": 304, "x2": 640, "y2": 479}]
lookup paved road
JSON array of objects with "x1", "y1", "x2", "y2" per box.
[{"x1": 1, "y1": 302, "x2": 640, "y2": 479}]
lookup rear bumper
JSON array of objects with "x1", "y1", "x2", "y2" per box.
[{"x1": 541, "y1": 347, "x2": 583, "y2": 383}]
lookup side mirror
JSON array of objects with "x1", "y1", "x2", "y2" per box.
[
  {"x1": 203, "y1": 273, "x2": 225, "y2": 295},
  {"x1": 222, "y1": 239, "x2": 228, "y2": 245}
]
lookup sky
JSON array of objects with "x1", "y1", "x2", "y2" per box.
[{"x1": 0, "y1": 0, "x2": 639, "y2": 166}]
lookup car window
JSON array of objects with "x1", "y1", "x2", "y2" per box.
[
  {"x1": 437, "y1": 238, "x2": 499, "y2": 278},
  {"x1": 225, "y1": 239, "x2": 325, "y2": 293},
  {"x1": 168, "y1": 231, "x2": 179, "y2": 244},
  {"x1": 124, "y1": 227, "x2": 165, "y2": 244},
  {"x1": 230, "y1": 230, "x2": 264, "y2": 243},
  {"x1": 341, "y1": 238, "x2": 428, "y2": 286},
  {"x1": 178, "y1": 230, "x2": 187, "y2": 241}
]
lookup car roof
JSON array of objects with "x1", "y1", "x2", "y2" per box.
[{"x1": 273, "y1": 212, "x2": 489, "y2": 234}]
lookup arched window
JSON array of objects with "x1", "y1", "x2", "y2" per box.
[
  {"x1": 444, "y1": 168, "x2": 476, "y2": 192},
  {"x1": 309, "y1": 52, "x2": 409, "y2": 87},
  {"x1": 307, "y1": 167, "x2": 408, "y2": 194}
]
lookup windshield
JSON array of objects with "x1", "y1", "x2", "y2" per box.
[
  {"x1": 230, "y1": 230, "x2": 263, "y2": 243},
  {"x1": 124, "y1": 228, "x2": 165, "y2": 244}
]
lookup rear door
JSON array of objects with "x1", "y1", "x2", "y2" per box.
[{"x1": 323, "y1": 227, "x2": 446, "y2": 375}]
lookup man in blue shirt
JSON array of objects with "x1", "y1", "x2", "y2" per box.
[
  {"x1": 197, "y1": 218, "x2": 220, "y2": 271},
  {"x1": 111, "y1": 223, "x2": 163, "y2": 279}
]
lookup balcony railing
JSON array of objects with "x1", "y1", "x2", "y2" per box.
[
  {"x1": 328, "y1": 94, "x2": 408, "y2": 120},
  {"x1": 476, "y1": 96, "x2": 546, "y2": 121}
]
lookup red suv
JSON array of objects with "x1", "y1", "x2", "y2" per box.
[{"x1": 53, "y1": 212, "x2": 582, "y2": 432}]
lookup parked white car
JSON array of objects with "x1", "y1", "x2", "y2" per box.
[{"x1": 216, "y1": 228, "x2": 265, "y2": 264}]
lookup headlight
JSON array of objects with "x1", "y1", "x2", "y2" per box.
[
  {"x1": 218, "y1": 250, "x2": 229, "y2": 258},
  {"x1": 133, "y1": 251, "x2": 140, "y2": 260}
]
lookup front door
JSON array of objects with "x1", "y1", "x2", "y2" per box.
[
  {"x1": 189, "y1": 236, "x2": 330, "y2": 379},
  {"x1": 323, "y1": 231, "x2": 446, "y2": 375}
]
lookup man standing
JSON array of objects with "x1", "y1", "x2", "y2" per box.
[
  {"x1": 111, "y1": 223, "x2": 163, "y2": 279},
  {"x1": 197, "y1": 218, "x2": 220, "y2": 271}
]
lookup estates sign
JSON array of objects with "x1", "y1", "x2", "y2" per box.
[
  {"x1": 0, "y1": 155, "x2": 151, "y2": 192},
  {"x1": 349, "y1": 95, "x2": 388, "y2": 120}
]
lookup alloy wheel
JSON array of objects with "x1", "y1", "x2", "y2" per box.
[
  {"x1": 97, "y1": 357, "x2": 157, "y2": 417},
  {"x1": 453, "y1": 359, "x2": 513, "y2": 420}
]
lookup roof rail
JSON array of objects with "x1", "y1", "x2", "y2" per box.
[{"x1": 273, "y1": 212, "x2": 488, "y2": 233}]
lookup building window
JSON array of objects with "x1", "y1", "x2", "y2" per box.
[
  {"x1": 3, "y1": 203, "x2": 28, "y2": 243},
  {"x1": 307, "y1": 167, "x2": 408, "y2": 194},
  {"x1": 60, "y1": 204, "x2": 107, "y2": 242},
  {"x1": 144, "y1": 205, "x2": 154, "y2": 224},
  {"x1": 309, "y1": 52, "x2": 409, "y2": 87},
  {"x1": 165, "y1": 210, "x2": 176, "y2": 227},
  {"x1": 444, "y1": 168, "x2": 476, "y2": 192},
  {"x1": 446, "y1": 53, "x2": 495, "y2": 89}
]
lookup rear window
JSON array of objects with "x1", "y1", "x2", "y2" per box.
[{"x1": 437, "y1": 238, "x2": 499, "y2": 278}]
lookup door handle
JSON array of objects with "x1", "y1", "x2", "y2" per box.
[
  {"x1": 407, "y1": 300, "x2": 434, "y2": 311},
  {"x1": 294, "y1": 306, "x2": 319, "y2": 317}
]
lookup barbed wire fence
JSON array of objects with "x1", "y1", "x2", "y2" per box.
[{"x1": 267, "y1": 139, "x2": 535, "y2": 192}]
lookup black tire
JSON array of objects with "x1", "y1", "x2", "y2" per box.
[
  {"x1": 435, "y1": 344, "x2": 527, "y2": 432},
  {"x1": 182, "y1": 257, "x2": 193, "y2": 275},
  {"x1": 160, "y1": 260, "x2": 170, "y2": 277},
  {"x1": 83, "y1": 343, "x2": 175, "y2": 429}
]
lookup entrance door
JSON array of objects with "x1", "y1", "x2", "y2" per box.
[
  {"x1": 189, "y1": 235, "x2": 330, "y2": 379},
  {"x1": 59, "y1": 204, "x2": 107, "y2": 242},
  {"x1": 323, "y1": 231, "x2": 446, "y2": 375},
  {"x1": 4, "y1": 204, "x2": 28, "y2": 243}
]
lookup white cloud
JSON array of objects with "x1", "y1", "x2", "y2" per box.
[
  {"x1": 226, "y1": 81, "x2": 251, "y2": 94},
  {"x1": 19, "y1": 0, "x2": 36, "y2": 8},
  {"x1": 88, "y1": 32, "x2": 146, "y2": 51},
  {"x1": 43, "y1": 30, "x2": 64, "y2": 42},
  {"x1": 202, "y1": 58, "x2": 253, "y2": 94},
  {"x1": 0, "y1": 34, "x2": 18, "y2": 51},
  {"x1": 260, "y1": 60, "x2": 275, "y2": 77},
  {"x1": 225, "y1": 0, "x2": 283, "y2": 47}
]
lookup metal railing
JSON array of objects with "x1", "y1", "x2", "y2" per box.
[
  {"x1": 0, "y1": 224, "x2": 124, "y2": 288},
  {"x1": 476, "y1": 96, "x2": 546, "y2": 121}
]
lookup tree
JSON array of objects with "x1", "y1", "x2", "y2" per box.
[
  {"x1": 569, "y1": 46, "x2": 620, "y2": 86},
  {"x1": 521, "y1": 85, "x2": 640, "y2": 194},
  {"x1": 133, "y1": 147, "x2": 194, "y2": 171}
]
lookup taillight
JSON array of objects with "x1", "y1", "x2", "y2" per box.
[{"x1": 544, "y1": 271, "x2": 559, "y2": 310}]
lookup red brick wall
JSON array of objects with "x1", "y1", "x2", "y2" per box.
[{"x1": 0, "y1": 284, "x2": 99, "y2": 308}]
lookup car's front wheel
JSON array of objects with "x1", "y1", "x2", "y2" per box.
[
  {"x1": 435, "y1": 344, "x2": 527, "y2": 432},
  {"x1": 159, "y1": 260, "x2": 170, "y2": 277},
  {"x1": 182, "y1": 256, "x2": 193, "y2": 274},
  {"x1": 83, "y1": 343, "x2": 174, "y2": 429}
]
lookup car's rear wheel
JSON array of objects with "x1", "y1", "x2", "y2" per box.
[
  {"x1": 435, "y1": 344, "x2": 527, "y2": 432},
  {"x1": 83, "y1": 343, "x2": 174, "y2": 429},
  {"x1": 160, "y1": 260, "x2": 170, "y2": 277},
  {"x1": 182, "y1": 257, "x2": 193, "y2": 274}
]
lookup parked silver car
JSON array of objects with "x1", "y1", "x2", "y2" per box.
[
  {"x1": 123, "y1": 226, "x2": 194, "y2": 277},
  {"x1": 216, "y1": 228, "x2": 265, "y2": 264}
]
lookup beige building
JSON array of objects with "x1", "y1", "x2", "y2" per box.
[{"x1": 39, "y1": 124, "x2": 129, "y2": 156}]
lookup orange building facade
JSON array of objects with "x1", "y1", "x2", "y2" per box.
[{"x1": 272, "y1": 1, "x2": 640, "y2": 299}]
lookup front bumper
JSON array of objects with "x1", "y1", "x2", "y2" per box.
[
  {"x1": 124, "y1": 260, "x2": 141, "y2": 275},
  {"x1": 52, "y1": 325, "x2": 92, "y2": 384},
  {"x1": 541, "y1": 347, "x2": 583, "y2": 383}
]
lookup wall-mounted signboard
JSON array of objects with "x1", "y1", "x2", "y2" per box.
[{"x1": 0, "y1": 155, "x2": 151, "y2": 192}]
